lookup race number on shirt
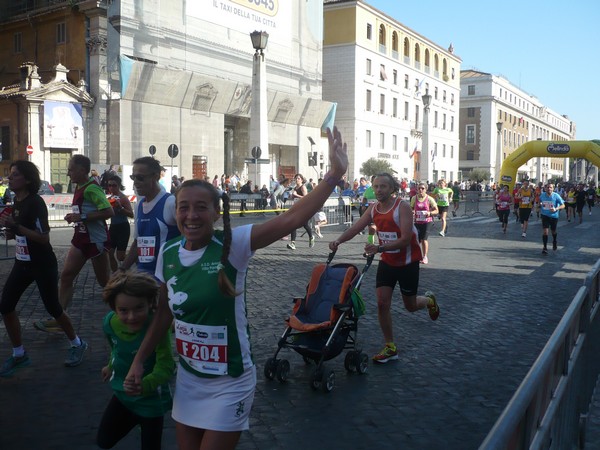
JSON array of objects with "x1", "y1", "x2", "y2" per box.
[
  {"x1": 174, "y1": 320, "x2": 228, "y2": 375},
  {"x1": 137, "y1": 236, "x2": 156, "y2": 263},
  {"x1": 15, "y1": 235, "x2": 31, "y2": 261}
]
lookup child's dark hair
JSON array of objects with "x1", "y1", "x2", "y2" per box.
[
  {"x1": 176, "y1": 180, "x2": 237, "y2": 297},
  {"x1": 102, "y1": 270, "x2": 160, "y2": 310}
]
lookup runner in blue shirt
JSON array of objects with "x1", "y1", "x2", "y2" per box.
[{"x1": 539, "y1": 183, "x2": 565, "y2": 255}]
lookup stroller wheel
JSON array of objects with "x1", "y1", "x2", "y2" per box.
[
  {"x1": 264, "y1": 357, "x2": 277, "y2": 380},
  {"x1": 344, "y1": 351, "x2": 358, "y2": 373},
  {"x1": 322, "y1": 369, "x2": 335, "y2": 393},
  {"x1": 355, "y1": 352, "x2": 369, "y2": 374},
  {"x1": 309, "y1": 368, "x2": 323, "y2": 390},
  {"x1": 276, "y1": 359, "x2": 290, "y2": 383}
]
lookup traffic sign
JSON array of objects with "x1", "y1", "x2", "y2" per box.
[
  {"x1": 244, "y1": 158, "x2": 270, "y2": 164},
  {"x1": 168, "y1": 144, "x2": 179, "y2": 159},
  {"x1": 149, "y1": 145, "x2": 156, "y2": 156},
  {"x1": 251, "y1": 146, "x2": 262, "y2": 159},
  {"x1": 26, "y1": 145, "x2": 33, "y2": 155}
]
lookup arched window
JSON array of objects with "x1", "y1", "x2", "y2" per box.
[
  {"x1": 442, "y1": 59, "x2": 448, "y2": 81},
  {"x1": 434, "y1": 54, "x2": 439, "y2": 75},
  {"x1": 425, "y1": 49, "x2": 430, "y2": 70},
  {"x1": 391, "y1": 31, "x2": 398, "y2": 59},
  {"x1": 414, "y1": 43, "x2": 421, "y2": 69},
  {"x1": 378, "y1": 24, "x2": 386, "y2": 49}
]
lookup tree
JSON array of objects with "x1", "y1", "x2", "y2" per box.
[
  {"x1": 464, "y1": 168, "x2": 491, "y2": 182},
  {"x1": 360, "y1": 158, "x2": 394, "y2": 178}
]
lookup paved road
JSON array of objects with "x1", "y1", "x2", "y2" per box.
[{"x1": 1, "y1": 206, "x2": 599, "y2": 449}]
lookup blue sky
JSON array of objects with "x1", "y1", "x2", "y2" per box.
[{"x1": 368, "y1": 0, "x2": 599, "y2": 140}]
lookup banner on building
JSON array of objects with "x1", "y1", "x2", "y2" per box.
[
  {"x1": 43, "y1": 101, "x2": 83, "y2": 149},
  {"x1": 189, "y1": 0, "x2": 292, "y2": 41}
]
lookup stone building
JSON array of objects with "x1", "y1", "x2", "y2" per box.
[
  {"x1": 459, "y1": 70, "x2": 576, "y2": 184},
  {"x1": 323, "y1": 0, "x2": 461, "y2": 183},
  {"x1": 0, "y1": 0, "x2": 334, "y2": 189}
]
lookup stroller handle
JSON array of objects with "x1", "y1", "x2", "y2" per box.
[{"x1": 326, "y1": 250, "x2": 337, "y2": 265}]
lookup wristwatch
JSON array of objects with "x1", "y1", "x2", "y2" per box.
[
  {"x1": 378, "y1": 245, "x2": 385, "y2": 253},
  {"x1": 80, "y1": 213, "x2": 88, "y2": 221}
]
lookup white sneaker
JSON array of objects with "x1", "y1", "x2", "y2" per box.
[
  {"x1": 522, "y1": 232, "x2": 526, "y2": 238},
  {"x1": 439, "y1": 231, "x2": 445, "y2": 237}
]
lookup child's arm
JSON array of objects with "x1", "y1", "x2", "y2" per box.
[{"x1": 141, "y1": 331, "x2": 175, "y2": 396}]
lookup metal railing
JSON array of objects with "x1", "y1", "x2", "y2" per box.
[
  {"x1": 480, "y1": 260, "x2": 600, "y2": 449},
  {"x1": 227, "y1": 193, "x2": 353, "y2": 227}
]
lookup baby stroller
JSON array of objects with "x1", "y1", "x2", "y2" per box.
[{"x1": 263, "y1": 251, "x2": 374, "y2": 392}]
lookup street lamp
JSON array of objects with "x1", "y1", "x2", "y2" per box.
[
  {"x1": 307, "y1": 136, "x2": 318, "y2": 175},
  {"x1": 249, "y1": 31, "x2": 269, "y2": 189},
  {"x1": 495, "y1": 122, "x2": 503, "y2": 183},
  {"x1": 250, "y1": 31, "x2": 269, "y2": 55},
  {"x1": 421, "y1": 94, "x2": 432, "y2": 182}
]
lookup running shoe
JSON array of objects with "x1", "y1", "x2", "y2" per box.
[
  {"x1": 0, "y1": 353, "x2": 31, "y2": 377},
  {"x1": 425, "y1": 291, "x2": 439, "y2": 321},
  {"x1": 553, "y1": 242, "x2": 558, "y2": 251},
  {"x1": 422, "y1": 255, "x2": 429, "y2": 264},
  {"x1": 309, "y1": 237, "x2": 315, "y2": 248},
  {"x1": 438, "y1": 231, "x2": 445, "y2": 237},
  {"x1": 34, "y1": 318, "x2": 62, "y2": 333},
  {"x1": 452, "y1": 210, "x2": 457, "y2": 217},
  {"x1": 65, "y1": 340, "x2": 88, "y2": 367},
  {"x1": 542, "y1": 248, "x2": 548, "y2": 255},
  {"x1": 315, "y1": 230, "x2": 323, "y2": 239},
  {"x1": 372, "y1": 343, "x2": 398, "y2": 363},
  {"x1": 522, "y1": 232, "x2": 526, "y2": 238},
  {"x1": 286, "y1": 242, "x2": 296, "y2": 250}
]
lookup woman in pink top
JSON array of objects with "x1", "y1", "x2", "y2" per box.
[
  {"x1": 496, "y1": 185, "x2": 513, "y2": 234},
  {"x1": 410, "y1": 183, "x2": 439, "y2": 264}
]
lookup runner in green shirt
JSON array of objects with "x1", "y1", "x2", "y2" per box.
[{"x1": 432, "y1": 179, "x2": 453, "y2": 236}]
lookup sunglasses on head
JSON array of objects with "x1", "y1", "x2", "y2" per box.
[{"x1": 130, "y1": 174, "x2": 151, "y2": 182}]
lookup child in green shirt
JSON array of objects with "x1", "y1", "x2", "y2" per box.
[{"x1": 97, "y1": 270, "x2": 174, "y2": 450}]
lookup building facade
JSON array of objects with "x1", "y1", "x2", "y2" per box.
[
  {"x1": 459, "y1": 70, "x2": 577, "y2": 185},
  {"x1": 323, "y1": 0, "x2": 461, "y2": 183},
  {"x1": 0, "y1": 0, "x2": 334, "y2": 190}
]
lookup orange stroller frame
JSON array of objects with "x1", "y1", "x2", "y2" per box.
[{"x1": 264, "y1": 251, "x2": 374, "y2": 392}]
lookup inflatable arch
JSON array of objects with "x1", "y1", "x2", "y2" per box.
[{"x1": 498, "y1": 140, "x2": 600, "y2": 191}]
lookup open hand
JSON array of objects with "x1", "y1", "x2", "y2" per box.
[{"x1": 326, "y1": 126, "x2": 348, "y2": 178}]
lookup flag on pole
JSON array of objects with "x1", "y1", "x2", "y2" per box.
[
  {"x1": 409, "y1": 144, "x2": 418, "y2": 159},
  {"x1": 431, "y1": 148, "x2": 436, "y2": 163}
]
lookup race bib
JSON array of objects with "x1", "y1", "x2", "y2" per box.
[
  {"x1": 500, "y1": 202, "x2": 508, "y2": 208},
  {"x1": 175, "y1": 320, "x2": 228, "y2": 375},
  {"x1": 542, "y1": 201, "x2": 553, "y2": 210},
  {"x1": 377, "y1": 231, "x2": 400, "y2": 253},
  {"x1": 521, "y1": 196, "x2": 530, "y2": 204},
  {"x1": 15, "y1": 235, "x2": 31, "y2": 262},
  {"x1": 71, "y1": 205, "x2": 86, "y2": 233},
  {"x1": 137, "y1": 236, "x2": 156, "y2": 263},
  {"x1": 415, "y1": 210, "x2": 428, "y2": 222}
]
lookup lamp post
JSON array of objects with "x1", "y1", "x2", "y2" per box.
[
  {"x1": 249, "y1": 30, "x2": 269, "y2": 189},
  {"x1": 495, "y1": 122, "x2": 503, "y2": 184},
  {"x1": 421, "y1": 94, "x2": 432, "y2": 182},
  {"x1": 307, "y1": 136, "x2": 318, "y2": 176}
]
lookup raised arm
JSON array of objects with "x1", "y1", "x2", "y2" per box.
[{"x1": 250, "y1": 127, "x2": 348, "y2": 251}]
